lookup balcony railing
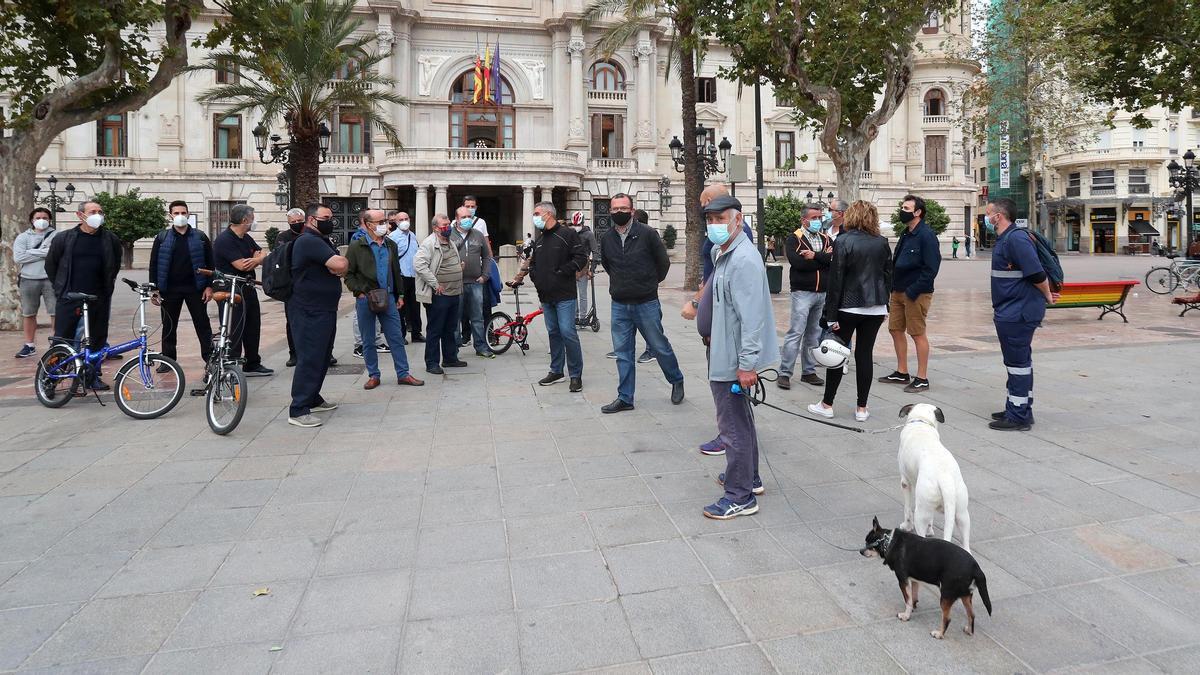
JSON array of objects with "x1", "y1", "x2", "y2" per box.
[
  {"x1": 587, "y1": 89, "x2": 627, "y2": 104},
  {"x1": 923, "y1": 173, "x2": 950, "y2": 183},
  {"x1": 588, "y1": 157, "x2": 636, "y2": 171},
  {"x1": 383, "y1": 147, "x2": 585, "y2": 170},
  {"x1": 1129, "y1": 184, "x2": 1151, "y2": 194},
  {"x1": 325, "y1": 153, "x2": 372, "y2": 166},
  {"x1": 860, "y1": 170, "x2": 874, "y2": 182},
  {"x1": 94, "y1": 157, "x2": 127, "y2": 169},
  {"x1": 1090, "y1": 185, "x2": 1116, "y2": 196},
  {"x1": 775, "y1": 169, "x2": 803, "y2": 180},
  {"x1": 923, "y1": 115, "x2": 950, "y2": 126},
  {"x1": 325, "y1": 79, "x2": 372, "y2": 92},
  {"x1": 210, "y1": 159, "x2": 243, "y2": 170}
]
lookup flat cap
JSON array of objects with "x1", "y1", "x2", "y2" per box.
[{"x1": 702, "y1": 195, "x2": 743, "y2": 214}]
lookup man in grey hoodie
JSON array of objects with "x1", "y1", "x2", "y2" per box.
[
  {"x1": 13, "y1": 208, "x2": 58, "y2": 358},
  {"x1": 451, "y1": 205, "x2": 494, "y2": 358},
  {"x1": 700, "y1": 196, "x2": 778, "y2": 520}
]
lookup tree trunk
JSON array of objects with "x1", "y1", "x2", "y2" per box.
[
  {"x1": 677, "y1": 19, "x2": 703, "y2": 292},
  {"x1": 291, "y1": 136, "x2": 322, "y2": 208},
  {"x1": 832, "y1": 152, "x2": 864, "y2": 204},
  {"x1": 121, "y1": 243, "x2": 136, "y2": 270},
  {"x1": 0, "y1": 139, "x2": 44, "y2": 330}
]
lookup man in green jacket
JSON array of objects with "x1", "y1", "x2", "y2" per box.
[{"x1": 345, "y1": 209, "x2": 424, "y2": 390}]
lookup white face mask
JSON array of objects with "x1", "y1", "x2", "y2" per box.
[
  {"x1": 248, "y1": 220, "x2": 257, "y2": 232},
  {"x1": 32, "y1": 218, "x2": 49, "y2": 231},
  {"x1": 398, "y1": 221, "x2": 410, "y2": 231},
  {"x1": 85, "y1": 214, "x2": 104, "y2": 228},
  {"x1": 374, "y1": 224, "x2": 388, "y2": 236},
  {"x1": 172, "y1": 215, "x2": 189, "y2": 228},
  {"x1": 571, "y1": 225, "x2": 582, "y2": 232}
]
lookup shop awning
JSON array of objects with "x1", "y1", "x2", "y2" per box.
[{"x1": 1129, "y1": 220, "x2": 1160, "y2": 236}]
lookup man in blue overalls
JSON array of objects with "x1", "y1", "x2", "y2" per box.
[{"x1": 986, "y1": 197, "x2": 1058, "y2": 431}]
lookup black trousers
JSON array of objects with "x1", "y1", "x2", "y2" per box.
[
  {"x1": 288, "y1": 304, "x2": 337, "y2": 417},
  {"x1": 822, "y1": 311, "x2": 886, "y2": 408},
  {"x1": 285, "y1": 308, "x2": 295, "y2": 358},
  {"x1": 55, "y1": 295, "x2": 111, "y2": 352},
  {"x1": 160, "y1": 292, "x2": 213, "y2": 363},
  {"x1": 219, "y1": 285, "x2": 261, "y2": 369},
  {"x1": 400, "y1": 276, "x2": 422, "y2": 336}
]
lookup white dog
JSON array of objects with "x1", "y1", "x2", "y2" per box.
[{"x1": 897, "y1": 403, "x2": 971, "y2": 553}]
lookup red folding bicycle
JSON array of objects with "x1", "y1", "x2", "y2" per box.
[{"x1": 487, "y1": 280, "x2": 542, "y2": 354}]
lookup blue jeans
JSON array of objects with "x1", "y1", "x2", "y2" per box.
[
  {"x1": 454, "y1": 282, "x2": 490, "y2": 354},
  {"x1": 356, "y1": 296, "x2": 411, "y2": 380},
  {"x1": 425, "y1": 293, "x2": 461, "y2": 369},
  {"x1": 542, "y1": 299, "x2": 582, "y2": 378},
  {"x1": 779, "y1": 290, "x2": 826, "y2": 377},
  {"x1": 611, "y1": 299, "x2": 684, "y2": 404}
]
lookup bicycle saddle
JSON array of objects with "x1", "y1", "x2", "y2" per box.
[
  {"x1": 64, "y1": 292, "x2": 98, "y2": 302},
  {"x1": 1166, "y1": 253, "x2": 1179, "y2": 259},
  {"x1": 212, "y1": 291, "x2": 243, "y2": 304},
  {"x1": 506, "y1": 281, "x2": 524, "y2": 288}
]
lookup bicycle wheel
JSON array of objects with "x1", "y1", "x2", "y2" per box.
[
  {"x1": 1144, "y1": 267, "x2": 1179, "y2": 295},
  {"x1": 34, "y1": 345, "x2": 78, "y2": 408},
  {"x1": 113, "y1": 353, "x2": 186, "y2": 420},
  {"x1": 1185, "y1": 268, "x2": 1200, "y2": 293},
  {"x1": 488, "y1": 311, "x2": 515, "y2": 354},
  {"x1": 206, "y1": 365, "x2": 247, "y2": 435}
]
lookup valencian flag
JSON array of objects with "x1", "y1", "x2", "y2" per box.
[
  {"x1": 482, "y1": 42, "x2": 494, "y2": 103},
  {"x1": 491, "y1": 40, "x2": 502, "y2": 104},
  {"x1": 472, "y1": 46, "x2": 484, "y2": 104}
]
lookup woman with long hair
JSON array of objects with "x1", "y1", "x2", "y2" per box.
[{"x1": 808, "y1": 200, "x2": 893, "y2": 421}]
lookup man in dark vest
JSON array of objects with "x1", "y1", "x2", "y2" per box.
[{"x1": 148, "y1": 200, "x2": 214, "y2": 374}]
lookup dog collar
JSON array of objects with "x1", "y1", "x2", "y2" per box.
[
  {"x1": 876, "y1": 529, "x2": 895, "y2": 557},
  {"x1": 906, "y1": 419, "x2": 938, "y2": 430}
]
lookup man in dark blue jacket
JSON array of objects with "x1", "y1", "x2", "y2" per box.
[
  {"x1": 879, "y1": 194, "x2": 941, "y2": 393},
  {"x1": 148, "y1": 201, "x2": 214, "y2": 372}
]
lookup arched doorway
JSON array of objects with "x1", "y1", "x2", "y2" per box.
[{"x1": 448, "y1": 71, "x2": 515, "y2": 148}]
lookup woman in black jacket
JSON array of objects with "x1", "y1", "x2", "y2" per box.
[{"x1": 808, "y1": 200, "x2": 893, "y2": 422}]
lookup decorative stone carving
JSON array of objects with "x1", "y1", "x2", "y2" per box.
[
  {"x1": 656, "y1": 59, "x2": 668, "y2": 76},
  {"x1": 638, "y1": 119, "x2": 653, "y2": 141},
  {"x1": 569, "y1": 117, "x2": 584, "y2": 138},
  {"x1": 160, "y1": 114, "x2": 179, "y2": 140},
  {"x1": 515, "y1": 59, "x2": 546, "y2": 100},
  {"x1": 417, "y1": 54, "x2": 449, "y2": 96},
  {"x1": 906, "y1": 141, "x2": 921, "y2": 160},
  {"x1": 567, "y1": 37, "x2": 586, "y2": 57},
  {"x1": 376, "y1": 28, "x2": 395, "y2": 54},
  {"x1": 634, "y1": 42, "x2": 653, "y2": 63}
]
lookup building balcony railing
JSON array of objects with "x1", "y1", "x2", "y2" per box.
[
  {"x1": 210, "y1": 159, "x2": 244, "y2": 170},
  {"x1": 325, "y1": 153, "x2": 373, "y2": 166},
  {"x1": 1129, "y1": 183, "x2": 1151, "y2": 194},
  {"x1": 1052, "y1": 146, "x2": 1167, "y2": 163},
  {"x1": 587, "y1": 89, "x2": 627, "y2": 104},
  {"x1": 923, "y1": 115, "x2": 951, "y2": 126},
  {"x1": 94, "y1": 157, "x2": 127, "y2": 169},
  {"x1": 1090, "y1": 185, "x2": 1116, "y2": 196},
  {"x1": 775, "y1": 168, "x2": 803, "y2": 180},
  {"x1": 860, "y1": 170, "x2": 874, "y2": 183},
  {"x1": 588, "y1": 157, "x2": 636, "y2": 171},
  {"x1": 379, "y1": 147, "x2": 586, "y2": 184},
  {"x1": 324, "y1": 79, "x2": 372, "y2": 92},
  {"x1": 923, "y1": 173, "x2": 951, "y2": 183}
]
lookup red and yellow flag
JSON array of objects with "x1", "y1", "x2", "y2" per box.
[
  {"x1": 482, "y1": 43, "x2": 494, "y2": 103},
  {"x1": 472, "y1": 51, "x2": 484, "y2": 104}
]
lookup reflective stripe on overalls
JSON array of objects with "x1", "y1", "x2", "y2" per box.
[{"x1": 995, "y1": 320, "x2": 1037, "y2": 423}]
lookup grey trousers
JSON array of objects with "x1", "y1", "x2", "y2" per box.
[
  {"x1": 710, "y1": 380, "x2": 760, "y2": 503},
  {"x1": 576, "y1": 276, "x2": 590, "y2": 318}
]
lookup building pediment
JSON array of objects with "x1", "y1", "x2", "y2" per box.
[
  {"x1": 764, "y1": 109, "x2": 799, "y2": 126},
  {"x1": 695, "y1": 104, "x2": 727, "y2": 126}
]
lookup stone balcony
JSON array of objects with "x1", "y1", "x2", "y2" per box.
[
  {"x1": 587, "y1": 89, "x2": 627, "y2": 105},
  {"x1": 922, "y1": 115, "x2": 951, "y2": 127},
  {"x1": 379, "y1": 147, "x2": 585, "y2": 188},
  {"x1": 587, "y1": 157, "x2": 637, "y2": 173}
]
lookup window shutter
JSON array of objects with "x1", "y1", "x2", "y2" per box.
[
  {"x1": 613, "y1": 114, "x2": 624, "y2": 159},
  {"x1": 590, "y1": 114, "x2": 602, "y2": 158},
  {"x1": 230, "y1": 117, "x2": 242, "y2": 158}
]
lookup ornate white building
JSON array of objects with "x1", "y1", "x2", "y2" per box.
[{"x1": 18, "y1": 0, "x2": 978, "y2": 260}]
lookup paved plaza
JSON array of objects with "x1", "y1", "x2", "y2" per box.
[{"x1": 1, "y1": 256, "x2": 1199, "y2": 673}]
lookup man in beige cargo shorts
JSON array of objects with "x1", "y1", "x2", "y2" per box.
[{"x1": 878, "y1": 195, "x2": 941, "y2": 394}]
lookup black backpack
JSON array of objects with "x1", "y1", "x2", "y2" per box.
[
  {"x1": 1026, "y1": 230, "x2": 1064, "y2": 292},
  {"x1": 261, "y1": 241, "x2": 294, "y2": 301}
]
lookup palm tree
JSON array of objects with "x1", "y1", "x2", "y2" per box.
[
  {"x1": 584, "y1": 0, "x2": 707, "y2": 291},
  {"x1": 189, "y1": 0, "x2": 405, "y2": 207}
]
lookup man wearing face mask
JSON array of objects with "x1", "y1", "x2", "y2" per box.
[
  {"x1": 451, "y1": 205, "x2": 495, "y2": 358},
  {"x1": 14, "y1": 208, "x2": 58, "y2": 358},
  {"x1": 461, "y1": 195, "x2": 490, "y2": 239},
  {"x1": 414, "y1": 214, "x2": 466, "y2": 374},
  {"x1": 277, "y1": 208, "x2": 307, "y2": 367},
  {"x1": 45, "y1": 201, "x2": 123, "y2": 389},
  {"x1": 880, "y1": 194, "x2": 940, "y2": 394},
  {"x1": 213, "y1": 204, "x2": 272, "y2": 377},
  {"x1": 148, "y1": 200, "x2": 214, "y2": 374},
  {"x1": 826, "y1": 199, "x2": 848, "y2": 240},
  {"x1": 778, "y1": 203, "x2": 833, "y2": 390},
  {"x1": 387, "y1": 210, "x2": 424, "y2": 343},
  {"x1": 511, "y1": 201, "x2": 588, "y2": 391},
  {"x1": 701, "y1": 195, "x2": 778, "y2": 520}
]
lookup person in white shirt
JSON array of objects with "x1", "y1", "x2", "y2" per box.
[{"x1": 462, "y1": 195, "x2": 490, "y2": 239}]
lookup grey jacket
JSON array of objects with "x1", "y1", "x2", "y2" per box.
[
  {"x1": 576, "y1": 226, "x2": 599, "y2": 267},
  {"x1": 13, "y1": 228, "x2": 57, "y2": 279},
  {"x1": 708, "y1": 229, "x2": 779, "y2": 381},
  {"x1": 450, "y1": 227, "x2": 492, "y2": 282}
]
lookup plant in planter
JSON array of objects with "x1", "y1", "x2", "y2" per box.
[
  {"x1": 265, "y1": 226, "x2": 280, "y2": 251},
  {"x1": 764, "y1": 192, "x2": 807, "y2": 256},
  {"x1": 663, "y1": 224, "x2": 678, "y2": 249},
  {"x1": 93, "y1": 189, "x2": 167, "y2": 269}
]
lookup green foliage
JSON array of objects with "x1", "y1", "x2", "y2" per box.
[
  {"x1": 265, "y1": 226, "x2": 281, "y2": 251},
  {"x1": 93, "y1": 189, "x2": 168, "y2": 245},
  {"x1": 763, "y1": 193, "x2": 808, "y2": 242},
  {"x1": 663, "y1": 223, "x2": 677, "y2": 249},
  {"x1": 890, "y1": 198, "x2": 950, "y2": 238}
]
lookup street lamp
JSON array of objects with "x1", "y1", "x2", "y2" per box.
[
  {"x1": 1167, "y1": 149, "x2": 1198, "y2": 248},
  {"x1": 668, "y1": 125, "x2": 732, "y2": 178},
  {"x1": 253, "y1": 117, "x2": 333, "y2": 209},
  {"x1": 274, "y1": 171, "x2": 290, "y2": 209},
  {"x1": 658, "y1": 176, "x2": 672, "y2": 210},
  {"x1": 32, "y1": 175, "x2": 76, "y2": 226}
]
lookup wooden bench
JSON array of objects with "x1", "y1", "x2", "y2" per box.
[
  {"x1": 1046, "y1": 280, "x2": 1139, "y2": 323},
  {"x1": 1172, "y1": 293, "x2": 1200, "y2": 317}
]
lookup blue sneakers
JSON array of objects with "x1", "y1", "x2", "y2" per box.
[
  {"x1": 703, "y1": 496, "x2": 759, "y2": 520},
  {"x1": 717, "y1": 473, "x2": 765, "y2": 495},
  {"x1": 15, "y1": 344, "x2": 36, "y2": 359},
  {"x1": 699, "y1": 437, "x2": 726, "y2": 456}
]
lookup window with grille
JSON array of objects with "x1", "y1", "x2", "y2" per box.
[
  {"x1": 207, "y1": 200, "x2": 246, "y2": 239},
  {"x1": 1067, "y1": 172, "x2": 1081, "y2": 196},
  {"x1": 775, "y1": 131, "x2": 794, "y2": 169},
  {"x1": 923, "y1": 10, "x2": 940, "y2": 33},
  {"x1": 213, "y1": 115, "x2": 242, "y2": 159},
  {"x1": 1129, "y1": 168, "x2": 1150, "y2": 194},
  {"x1": 1091, "y1": 169, "x2": 1115, "y2": 194},
  {"x1": 696, "y1": 77, "x2": 717, "y2": 104},
  {"x1": 96, "y1": 113, "x2": 127, "y2": 157}
]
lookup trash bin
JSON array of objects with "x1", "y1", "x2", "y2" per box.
[{"x1": 766, "y1": 263, "x2": 784, "y2": 294}]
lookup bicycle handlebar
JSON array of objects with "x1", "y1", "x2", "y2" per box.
[
  {"x1": 196, "y1": 269, "x2": 263, "y2": 286},
  {"x1": 122, "y1": 278, "x2": 157, "y2": 293}
]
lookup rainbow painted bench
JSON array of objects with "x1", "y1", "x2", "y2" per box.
[{"x1": 1046, "y1": 280, "x2": 1139, "y2": 323}]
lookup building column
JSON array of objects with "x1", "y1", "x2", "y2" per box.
[
  {"x1": 415, "y1": 185, "x2": 430, "y2": 239},
  {"x1": 552, "y1": 28, "x2": 569, "y2": 147},
  {"x1": 393, "y1": 15, "x2": 413, "y2": 146},
  {"x1": 522, "y1": 185, "x2": 536, "y2": 242},
  {"x1": 434, "y1": 184, "x2": 449, "y2": 220},
  {"x1": 566, "y1": 25, "x2": 587, "y2": 152},
  {"x1": 632, "y1": 30, "x2": 656, "y2": 172}
]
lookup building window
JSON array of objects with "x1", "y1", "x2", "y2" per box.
[
  {"x1": 207, "y1": 200, "x2": 246, "y2": 239},
  {"x1": 1129, "y1": 168, "x2": 1150, "y2": 194},
  {"x1": 775, "y1": 131, "x2": 795, "y2": 169},
  {"x1": 864, "y1": 147, "x2": 872, "y2": 172},
  {"x1": 923, "y1": 88, "x2": 946, "y2": 116},
  {"x1": 923, "y1": 10, "x2": 940, "y2": 33},
  {"x1": 591, "y1": 113, "x2": 624, "y2": 158},
  {"x1": 335, "y1": 109, "x2": 370, "y2": 154},
  {"x1": 1097, "y1": 129, "x2": 1112, "y2": 149},
  {"x1": 213, "y1": 115, "x2": 242, "y2": 159},
  {"x1": 96, "y1": 113, "x2": 127, "y2": 157},
  {"x1": 696, "y1": 77, "x2": 717, "y2": 104},
  {"x1": 450, "y1": 70, "x2": 514, "y2": 105},
  {"x1": 1067, "y1": 171, "x2": 1081, "y2": 197},
  {"x1": 1131, "y1": 127, "x2": 1146, "y2": 149},
  {"x1": 448, "y1": 70, "x2": 515, "y2": 148},
  {"x1": 335, "y1": 55, "x2": 363, "y2": 80},
  {"x1": 588, "y1": 61, "x2": 625, "y2": 91},
  {"x1": 215, "y1": 58, "x2": 239, "y2": 84},
  {"x1": 1091, "y1": 168, "x2": 1116, "y2": 194},
  {"x1": 924, "y1": 135, "x2": 947, "y2": 174}
]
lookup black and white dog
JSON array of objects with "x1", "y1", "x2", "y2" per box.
[{"x1": 861, "y1": 517, "x2": 992, "y2": 639}]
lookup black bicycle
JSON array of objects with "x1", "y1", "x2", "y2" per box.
[{"x1": 196, "y1": 268, "x2": 253, "y2": 435}]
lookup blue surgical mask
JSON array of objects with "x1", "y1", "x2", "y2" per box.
[
  {"x1": 533, "y1": 215, "x2": 545, "y2": 230},
  {"x1": 460, "y1": 217, "x2": 474, "y2": 229},
  {"x1": 808, "y1": 219, "x2": 822, "y2": 233},
  {"x1": 469, "y1": 207, "x2": 477, "y2": 217},
  {"x1": 822, "y1": 211, "x2": 832, "y2": 225},
  {"x1": 984, "y1": 216, "x2": 997, "y2": 234},
  {"x1": 706, "y1": 223, "x2": 731, "y2": 246}
]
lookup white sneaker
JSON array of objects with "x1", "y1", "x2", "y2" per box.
[
  {"x1": 288, "y1": 414, "x2": 323, "y2": 428},
  {"x1": 807, "y1": 403, "x2": 834, "y2": 419},
  {"x1": 855, "y1": 407, "x2": 870, "y2": 422}
]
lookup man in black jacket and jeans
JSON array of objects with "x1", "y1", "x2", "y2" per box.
[
  {"x1": 511, "y1": 201, "x2": 588, "y2": 392},
  {"x1": 778, "y1": 203, "x2": 833, "y2": 390},
  {"x1": 598, "y1": 194, "x2": 684, "y2": 413}
]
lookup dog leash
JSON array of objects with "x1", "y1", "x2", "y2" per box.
[{"x1": 731, "y1": 369, "x2": 906, "y2": 435}]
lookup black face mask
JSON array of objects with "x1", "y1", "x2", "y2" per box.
[
  {"x1": 288, "y1": 221, "x2": 304, "y2": 234},
  {"x1": 898, "y1": 210, "x2": 916, "y2": 224},
  {"x1": 315, "y1": 217, "x2": 334, "y2": 236},
  {"x1": 610, "y1": 211, "x2": 632, "y2": 227}
]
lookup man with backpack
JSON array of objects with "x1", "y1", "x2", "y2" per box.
[{"x1": 985, "y1": 197, "x2": 1059, "y2": 432}]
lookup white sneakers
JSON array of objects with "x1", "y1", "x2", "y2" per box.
[
  {"x1": 855, "y1": 407, "x2": 871, "y2": 422},
  {"x1": 807, "y1": 402, "x2": 870, "y2": 422}
]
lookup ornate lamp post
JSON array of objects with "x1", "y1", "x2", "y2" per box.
[
  {"x1": 658, "y1": 176, "x2": 672, "y2": 209},
  {"x1": 668, "y1": 125, "x2": 732, "y2": 178},
  {"x1": 32, "y1": 175, "x2": 76, "y2": 226},
  {"x1": 274, "y1": 171, "x2": 290, "y2": 209},
  {"x1": 1167, "y1": 149, "x2": 1198, "y2": 249},
  {"x1": 253, "y1": 117, "x2": 332, "y2": 209}
]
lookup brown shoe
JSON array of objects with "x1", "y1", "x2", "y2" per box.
[
  {"x1": 398, "y1": 375, "x2": 425, "y2": 386},
  {"x1": 776, "y1": 376, "x2": 791, "y2": 390},
  {"x1": 800, "y1": 373, "x2": 825, "y2": 386},
  {"x1": 364, "y1": 376, "x2": 381, "y2": 390}
]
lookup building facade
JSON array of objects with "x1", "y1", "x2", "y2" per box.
[{"x1": 14, "y1": 0, "x2": 978, "y2": 263}]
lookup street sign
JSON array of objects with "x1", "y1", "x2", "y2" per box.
[{"x1": 1015, "y1": 218, "x2": 1029, "y2": 228}]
